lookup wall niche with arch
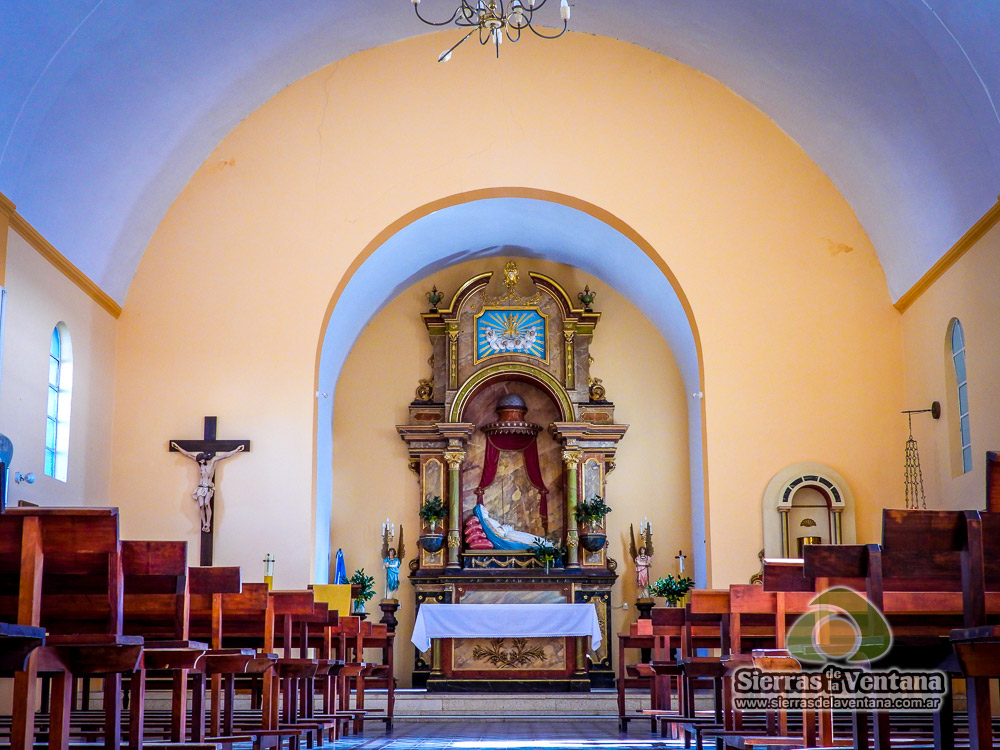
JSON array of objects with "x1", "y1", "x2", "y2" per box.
[{"x1": 762, "y1": 462, "x2": 856, "y2": 559}]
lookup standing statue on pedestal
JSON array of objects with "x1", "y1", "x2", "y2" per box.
[
  {"x1": 381, "y1": 521, "x2": 404, "y2": 600},
  {"x1": 629, "y1": 521, "x2": 655, "y2": 599},
  {"x1": 170, "y1": 442, "x2": 245, "y2": 532},
  {"x1": 634, "y1": 547, "x2": 653, "y2": 598}
]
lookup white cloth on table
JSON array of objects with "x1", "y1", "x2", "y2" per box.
[{"x1": 410, "y1": 602, "x2": 602, "y2": 652}]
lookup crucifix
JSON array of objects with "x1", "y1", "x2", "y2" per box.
[
  {"x1": 169, "y1": 416, "x2": 251, "y2": 565},
  {"x1": 675, "y1": 549, "x2": 686, "y2": 575}
]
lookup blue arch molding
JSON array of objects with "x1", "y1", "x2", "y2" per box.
[{"x1": 316, "y1": 195, "x2": 707, "y2": 585}]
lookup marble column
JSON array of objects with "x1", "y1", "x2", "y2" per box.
[
  {"x1": 563, "y1": 449, "x2": 583, "y2": 569},
  {"x1": 444, "y1": 450, "x2": 465, "y2": 569}
]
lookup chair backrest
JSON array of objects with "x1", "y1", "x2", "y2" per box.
[
  {"x1": 881, "y1": 509, "x2": 967, "y2": 592},
  {"x1": 269, "y1": 590, "x2": 317, "y2": 658},
  {"x1": 122, "y1": 539, "x2": 189, "y2": 639},
  {"x1": 987, "y1": 452, "x2": 1000, "y2": 513},
  {"x1": 0, "y1": 508, "x2": 122, "y2": 634}
]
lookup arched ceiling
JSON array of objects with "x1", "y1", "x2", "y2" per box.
[{"x1": 2, "y1": 1, "x2": 998, "y2": 304}]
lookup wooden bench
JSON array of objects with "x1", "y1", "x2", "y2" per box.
[
  {"x1": 947, "y1": 509, "x2": 1000, "y2": 750},
  {"x1": 188, "y1": 575, "x2": 294, "y2": 750},
  {"x1": 0, "y1": 507, "x2": 144, "y2": 750},
  {"x1": 122, "y1": 540, "x2": 208, "y2": 746}
]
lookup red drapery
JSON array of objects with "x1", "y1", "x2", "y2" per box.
[{"x1": 476, "y1": 433, "x2": 549, "y2": 517}]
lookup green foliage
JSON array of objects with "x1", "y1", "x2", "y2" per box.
[
  {"x1": 574, "y1": 495, "x2": 612, "y2": 525},
  {"x1": 350, "y1": 568, "x2": 376, "y2": 603},
  {"x1": 531, "y1": 533, "x2": 564, "y2": 566},
  {"x1": 648, "y1": 574, "x2": 694, "y2": 605},
  {"x1": 419, "y1": 495, "x2": 447, "y2": 522}
]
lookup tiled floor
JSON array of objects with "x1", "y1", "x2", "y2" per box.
[{"x1": 332, "y1": 721, "x2": 681, "y2": 749}]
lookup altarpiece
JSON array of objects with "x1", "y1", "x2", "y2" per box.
[{"x1": 397, "y1": 262, "x2": 627, "y2": 691}]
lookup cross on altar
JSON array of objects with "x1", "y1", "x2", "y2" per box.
[{"x1": 169, "y1": 416, "x2": 250, "y2": 565}]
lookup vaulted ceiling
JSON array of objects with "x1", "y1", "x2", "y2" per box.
[{"x1": 2, "y1": 1, "x2": 998, "y2": 304}]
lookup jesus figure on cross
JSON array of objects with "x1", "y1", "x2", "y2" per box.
[{"x1": 170, "y1": 442, "x2": 245, "y2": 532}]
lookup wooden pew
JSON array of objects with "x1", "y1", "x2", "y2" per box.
[
  {"x1": 0, "y1": 624, "x2": 46, "y2": 675},
  {"x1": 615, "y1": 622, "x2": 654, "y2": 731},
  {"x1": 640, "y1": 601, "x2": 730, "y2": 739},
  {"x1": 121, "y1": 540, "x2": 209, "y2": 746},
  {"x1": 188, "y1": 570, "x2": 286, "y2": 748},
  {"x1": 357, "y1": 621, "x2": 394, "y2": 731},
  {"x1": 948, "y1": 509, "x2": 1000, "y2": 750},
  {"x1": 803, "y1": 511, "x2": 978, "y2": 750},
  {"x1": 328, "y1": 616, "x2": 371, "y2": 736},
  {"x1": 0, "y1": 507, "x2": 143, "y2": 750}
]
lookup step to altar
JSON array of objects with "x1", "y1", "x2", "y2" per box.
[
  {"x1": 368, "y1": 689, "x2": 651, "y2": 719},
  {"x1": 118, "y1": 688, "x2": 720, "y2": 720}
]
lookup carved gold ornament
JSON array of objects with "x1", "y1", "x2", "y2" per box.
[
  {"x1": 472, "y1": 638, "x2": 546, "y2": 669},
  {"x1": 588, "y1": 377, "x2": 606, "y2": 402},
  {"x1": 415, "y1": 379, "x2": 434, "y2": 402}
]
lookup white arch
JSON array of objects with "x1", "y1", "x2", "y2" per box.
[{"x1": 315, "y1": 195, "x2": 707, "y2": 584}]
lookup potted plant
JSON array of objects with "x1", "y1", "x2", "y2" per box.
[
  {"x1": 349, "y1": 568, "x2": 376, "y2": 614},
  {"x1": 531, "y1": 534, "x2": 564, "y2": 573},
  {"x1": 418, "y1": 495, "x2": 447, "y2": 552},
  {"x1": 648, "y1": 574, "x2": 694, "y2": 607},
  {"x1": 574, "y1": 495, "x2": 612, "y2": 552}
]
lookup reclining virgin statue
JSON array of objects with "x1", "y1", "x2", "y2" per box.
[{"x1": 471, "y1": 503, "x2": 553, "y2": 550}]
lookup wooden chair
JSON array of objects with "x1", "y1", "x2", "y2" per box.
[
  {"x1": 948, "y1": 509, "x2": 1000, "y2": 750},
  {"x1": 0, "y1": 507, "x2": 144, "y2": 750},
  {"x1": 803, "y1": 510, "x2": 977, "y2": 750},
  {"x1": 189, "y1": 573, "x2": 293, "y2": 749},
  {"x1": 616, "y1": 621, "x2": 655, "y2": 731}
]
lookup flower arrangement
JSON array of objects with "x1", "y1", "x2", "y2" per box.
[
  {"x1": 419, "y1": 495, "x2": 447, "y2": 531},
  {"x1": 350, "y1": 568, "x2": 376, "y2": 612},
  {"x1": 531, "y1": 534, "x2": 564, "y2": 571},
  {"x1": 648, "y1": 574, "x2": 694, "y2": 606},
  {"x1": 574, "y1": 495, "x2": 612, "y2": 526}
]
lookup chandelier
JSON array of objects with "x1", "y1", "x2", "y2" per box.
[{"x1": 410, "y1": 0, "x2": 571, "y2": 62}]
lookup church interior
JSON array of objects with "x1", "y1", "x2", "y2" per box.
[{"x1": 1, "y1": 2, "x2": 1000, "y2": 748}]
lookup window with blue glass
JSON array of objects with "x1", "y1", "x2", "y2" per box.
[
  {"x1": 44, "y1": 324, "x2": 72, "y2": 481},
  {"x1": 950, "y1": 319, "x2": 972, "y2": 474}
]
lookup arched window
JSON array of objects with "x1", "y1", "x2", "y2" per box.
[
  {"x1": 44, "y1": 323, "x2": 72, "y2": 481},
  {"x1": 949, "y1": 319, "x2": 971, "y2": 475}
]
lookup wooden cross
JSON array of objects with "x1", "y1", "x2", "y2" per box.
[{"x1": 169, "y1": 416, "x2": 250, "y2": 565}]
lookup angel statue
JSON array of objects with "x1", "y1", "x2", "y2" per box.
[
  {"x1": 381, "y1": 522, "x2": 405, "y2": 601},
  {"x1": 629, "y1": 522, "x2": 655, "y2": 599}
]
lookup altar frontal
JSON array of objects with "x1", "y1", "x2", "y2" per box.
[{"x1": 398, "y1": 262, "x2": 627, "y2": 691}]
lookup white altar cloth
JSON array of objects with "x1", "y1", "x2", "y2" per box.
[{"x1": 410, "y1": 603, "x2": 602, "y2": 652}]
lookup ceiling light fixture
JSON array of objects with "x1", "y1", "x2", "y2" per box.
[{"x1": 410, "y1": 0, "x2": 570, "y2": 62}]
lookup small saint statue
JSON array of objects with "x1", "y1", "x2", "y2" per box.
[
  {"x1": 170, "y1": 442, "x2": 245, "y2": 532},
  {"x1": 634, "y1": 546, "x2": 653, "y2": 598},
  {"x1": 381, "y1": 520, "x2": 404, "y2": 601},
  {"x1": 629, "y1": 521, "x2": 655, "y2": 599}
]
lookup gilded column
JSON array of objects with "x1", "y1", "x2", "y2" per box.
[
  {"x1": 447, "y1": 324, "x2": 460, "y2": 390},
  {"x1": 444, "y1": 450, "x2": 465, "y2": 569},
  {"x1": 563, "y1": 449, "x2": 583, "y2": 569},
  {"x1": 563, "y1": 327, "x2": 576, "y2": 389}
]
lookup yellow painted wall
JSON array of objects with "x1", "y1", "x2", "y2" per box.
[
  {"x1": 331, "y1": 257, "x2": 691, "y2": 679},
  {"x1": 111, "y1": 32, "x2": 903, "y2": 609},
  {"x1": 900, "y1": 219, "x2": 1000, "y2": 508},
  {"x1": 0, "y1": 227, "x2": 117, "y2": 507}
]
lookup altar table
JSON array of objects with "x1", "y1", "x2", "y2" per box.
[{"x1": 411, "y1": 603, "x2": 603, "y2": 652}]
